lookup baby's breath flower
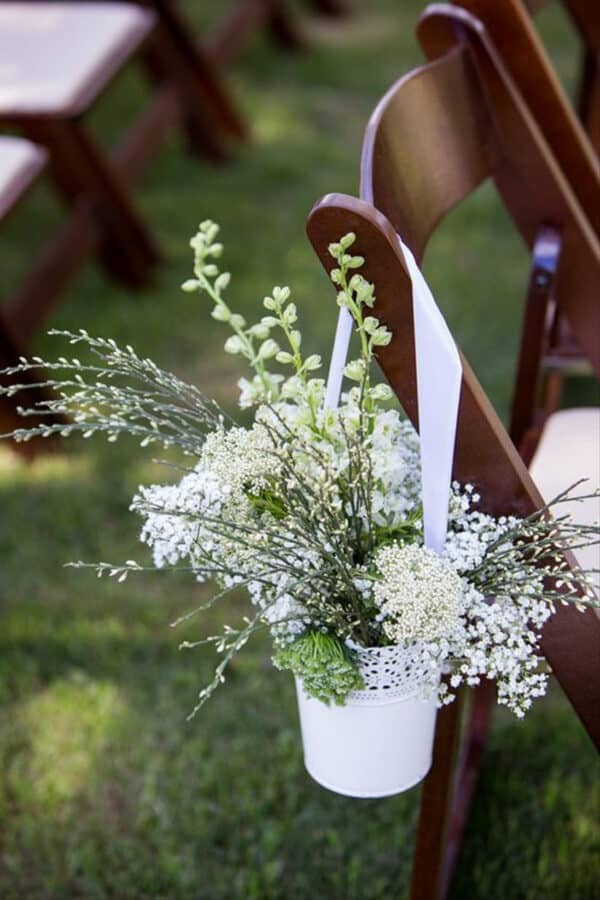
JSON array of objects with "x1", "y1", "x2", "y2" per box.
[{"x1": 374, "y1": 543, "x2": 462, "y2": 643}]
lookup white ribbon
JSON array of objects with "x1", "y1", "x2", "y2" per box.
[{"x1": 324, "y1": 236, "x2": 462, "y2": 555}]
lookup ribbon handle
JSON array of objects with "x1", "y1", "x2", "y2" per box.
[{"x1": 324, "y1": 236, "x2": 462, "y2": 555}]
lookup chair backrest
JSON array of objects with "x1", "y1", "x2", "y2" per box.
[
  {"x1": 360, "y1": 44, "x2": 493, "y2": 261},
  {"x1": 360, "y1": 4, "x2": 600, "y2": 390},
  {"x1": 424, "y1": 2, "x2": 598, "y2": 454},
  {"x1": 451, "y1": 0, "x2": 599, "y2": 236}
]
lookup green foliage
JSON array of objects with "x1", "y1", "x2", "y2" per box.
[
  {"x1": 0, "y1": 0, "x2": 597, "y2": 897},
  {"x1": 273, "y1": 630, "x2": 364, "y2": 704}
]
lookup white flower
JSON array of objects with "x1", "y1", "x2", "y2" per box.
[{"x1": 373, "y1": 542, "x2": 462, "y2": 643}]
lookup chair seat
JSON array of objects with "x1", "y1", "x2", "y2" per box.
[
  {"x1": 0, "y1": 136, "x2": 46, "y2": 218},
  {"x1": 0, "y1": 3, "x2": 155, "y2": 118},
  {"x1": 530, "y1": 407, "x2": 600, "y2": 583}
]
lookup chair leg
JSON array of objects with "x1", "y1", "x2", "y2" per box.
[
  {"x1": 143, "y1": 6, "x2": 247, "y2": 158},
  {"x1": 213, "y1": 0, "x2": 302, "y2": 66},
  {"x1": 304, "y1": 0, "x2": 346, "y2": 16},
  {"x1": 509, "y1": 227, "x2": 561, "y2": 457},
  {"x1": 23, "y1": 119, "x2": 160, "y2": 289},
  {"x1": 410, "y1": 681, "x2": 495, "y2": 900},
  {"x1": 266, "y1": 0, "x2": 303, "y2": 50}
]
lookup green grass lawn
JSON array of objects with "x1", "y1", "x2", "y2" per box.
[{"x1": 0, "y1": 2, "x2": 598, "y2": 898}]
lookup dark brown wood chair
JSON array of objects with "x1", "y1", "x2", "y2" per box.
[
  {"x1": 446, "y1": 0, "x2": 599, "y2": 455},
  {"x1": 306, "y1": 6, "x2": 599, "y2": 896},
  {"x1": 0, "y1": 2, "x2": 250, "y2": 311},
  {"x1": 0, "y1": 2, "x2": 162, "y2": 296},
  {"x1": 304, "y1": 0, "x2": 346, "y2": 16}
]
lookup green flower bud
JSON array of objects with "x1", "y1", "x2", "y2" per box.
[
  {"x1": 276, "y1": 351, "x2": 294, "y2": 365},
  {"x1": 371, "y1": 328, "x2": 392, "y2": 347},
  {"x1": 363, "y1": 316, "x2": 379, "y2": 334},
  {"x1": 258, "y1": 339, "x2": 279, "y2": 360},
  {"x1": 370, "y1": 383, "x2": 393, "y2": 400},
  {"x1": 211, "y1": 304, "x2": 231, "y2": 322},
  {"x1": 215, "y1": 272, "x2": 231, "y2": 291},
  {"x1": 229, "y1": 313, "x2": 246, "y2": 329},
  {"x1": 304, "y1": 354, "x2": 322, "y2": 371},
  {"x1": 250, "y1": 323, "x2": 270, "y2": 340},
  {"x1": 224, "y1": 336, "x2": 244, "y2": 355},
  {"x1": 344, "y1": 359, "x2": 364, "y2": 381}
]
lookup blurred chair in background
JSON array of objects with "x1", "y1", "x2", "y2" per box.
[
  {"x1": 53, "y1": 0, "x2": 248, "y2": 152},
  {"x1": 0, "y1": 2, "x2": 251, "y2": 348},
  {"x1": 212, "y1": 0, "x2": 350, "y2": 64},
  {"x1": 0, "y1": 2, "x2": 162, "y2": 295},
  {"x1": 303, "y1": 0, "x2": 346, "y2": 16}
]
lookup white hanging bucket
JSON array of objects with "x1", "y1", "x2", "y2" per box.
[{"x1": 295, "y1": 644, "x2": 439, "y2": 799}]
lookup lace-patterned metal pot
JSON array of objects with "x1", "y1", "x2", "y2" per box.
[{"x1": 295, "y1": 642, "x2": 439, "y2": 798}]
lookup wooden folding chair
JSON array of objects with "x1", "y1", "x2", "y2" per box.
[
  {"x1": 0, "y1": 137, "x2": 65, "y2": 457},
  {"x1": 305, "y1": 6, "x2": 599, "y2": 896},
  {"x1": 0, "y1": 3, "x2": 162, "y2": 292},
  {"x1": 445, "y1": 0, "x2": 599, "y2": 455},
  {"x1": 0, "y1": 2, "x2": 250, "y2": 303}
]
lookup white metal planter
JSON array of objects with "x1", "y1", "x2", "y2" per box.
[{"x1": 295, "y1": 643, "x2": 439, "y2": 799}]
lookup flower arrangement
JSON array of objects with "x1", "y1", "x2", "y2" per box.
[{"x1": 3, "y1": 221, "x2": 598, "y2": 735}]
